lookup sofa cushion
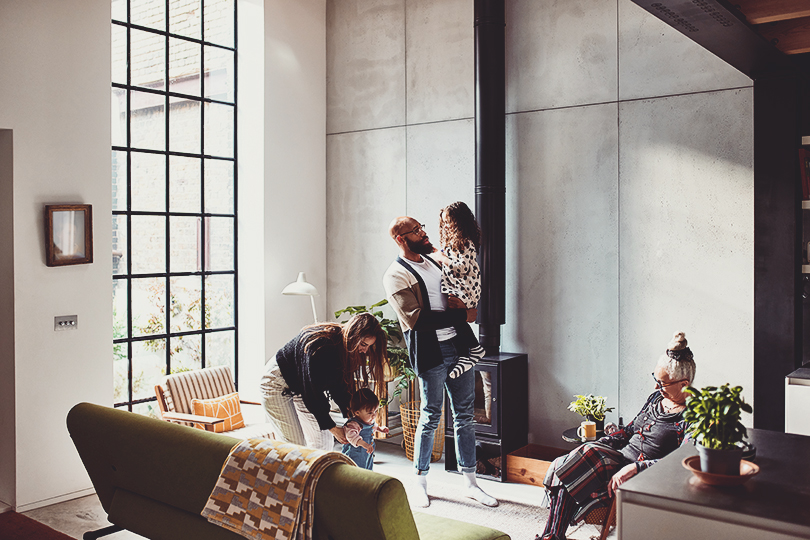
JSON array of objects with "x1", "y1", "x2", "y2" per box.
[
  {"x1": 413, "y1": 512, "x2": 510, "y2": 540},
  {"x1": 191, "y1": 392, "x2": 245, "y2": 433}
]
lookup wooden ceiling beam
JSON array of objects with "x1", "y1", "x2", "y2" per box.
[
  {"x1": 733, "y1": 0, "x2": 810, "y2": 24},
  {"x1": 756, "y1": 17, "x2": 810, "y2": 55}
]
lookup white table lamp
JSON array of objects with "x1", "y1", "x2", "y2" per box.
[{"x1": 282, "y1": 272, "x2": 319, "y2": 323}]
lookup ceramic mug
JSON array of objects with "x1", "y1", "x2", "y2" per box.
[{"x1": 578, "y1": 421, "x2": 597, "y2": 441}]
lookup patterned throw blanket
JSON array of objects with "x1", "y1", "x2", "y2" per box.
[{"x1": 202, "y1": 438, "x2": 356, "y2": 540}]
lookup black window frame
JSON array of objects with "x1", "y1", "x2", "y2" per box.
[{"x1": 111, "y1": 0, "x2": 239, "y2": 412}]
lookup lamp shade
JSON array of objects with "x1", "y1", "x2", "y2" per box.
[
  {"x1": 282, "y1": 272, "x2": 319, "y2": 323},
  {"x1": 282, "y1": 272, "x2": 319, "y2": 297}
]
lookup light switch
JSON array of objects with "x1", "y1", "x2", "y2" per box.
[{"x1": 54, "y1": 315, "x2": 78, "y2": 331}]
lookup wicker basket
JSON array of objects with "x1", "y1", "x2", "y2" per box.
[{"x1": 400, "y1": 400, "x2": 445, "y2": 462}]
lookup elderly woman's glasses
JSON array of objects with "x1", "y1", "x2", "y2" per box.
[{"x1": 652, "y1": 372, "x2": 687, "y2": 389}]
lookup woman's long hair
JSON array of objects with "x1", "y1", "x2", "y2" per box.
[
  {"x1": 300, "y1": 312, "x2": 387, "y2": 396},
  {"x1": 439, "y1": 201, "x2": 481, "y2": 252},
  {"x1": 342, "y1": 312, "x2": 387, "y2": 396}
]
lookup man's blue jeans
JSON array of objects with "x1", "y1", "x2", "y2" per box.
[{"x1": 413, "y1": 339, "x2": 476, "y2": 474}]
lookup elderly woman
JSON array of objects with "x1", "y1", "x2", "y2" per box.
[{"x1": 537, "y1": 332, "x2": 696, "y2": 540}]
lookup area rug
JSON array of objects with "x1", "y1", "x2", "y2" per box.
[
  {"x1": 0, "y1": 511, "x2": 75, "y2": 540},
  {"x1": 408, "y1": 483, "x2": 609, "y2": 540},
  {"x1": 411, "y1": 482, "x2": 549, "y2": 540}
]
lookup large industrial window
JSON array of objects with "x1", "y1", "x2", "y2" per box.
[{"x1": 111, "y1": 0, "x2": 238, "y2": 414}]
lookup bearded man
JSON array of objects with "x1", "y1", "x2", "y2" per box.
[{"x1": 382, "y1": 216, "x2": 498, "y2": 509}]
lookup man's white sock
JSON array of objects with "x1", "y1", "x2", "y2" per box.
[
  {"x1": 463, "y1": 471, "x2": 499, "y2": 507},
  {"x1": 412, "y1": 474, "x2": 430, "y2": 508}
]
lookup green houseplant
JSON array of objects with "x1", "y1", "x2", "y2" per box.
[
  {"x1": 334, "y1": 299, "x2": 414, "y2": 406},
  {"x1": 568, "y1": 394, "x2": 614, "y2": 432},
  {"x1": 683, "y1": 383, "x2": 753, "y2": 475}
]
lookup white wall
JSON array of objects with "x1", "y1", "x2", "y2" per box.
[
  {"x1": 0, "y1": 0, "x2": 112, "y2": 510},
  {"x1": 0, "y1": 0, "x2": 329, "y2": 510},
  {"x1": 325, "y1": 0, "x2": 755, "y2": 447},
  {"x1": 261, "y1": 0, "x2": 328, "y2": 371}
]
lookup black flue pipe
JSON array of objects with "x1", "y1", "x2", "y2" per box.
[{"x1": 474, "y1": 0, "x2": 505, "y2": 354}]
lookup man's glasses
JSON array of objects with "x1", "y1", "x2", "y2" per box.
[
  {"x1": 652, "y1": 372, "x2": 687, "y2": 388},
  {"x1": 401, "y1": 223, "x2": 425, "y2": 237}
]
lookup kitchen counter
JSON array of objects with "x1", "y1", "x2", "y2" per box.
[{"x1": 617, "y1": 428, "x2": 810, "y2": 540}]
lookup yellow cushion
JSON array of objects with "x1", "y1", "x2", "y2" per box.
[{"x1": 191, "y1": 392, "x2": 245, "y2": 433}]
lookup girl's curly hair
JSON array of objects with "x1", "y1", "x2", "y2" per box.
[{"x1": 439, "y1": 201, "x2": 481, "y2": 252}]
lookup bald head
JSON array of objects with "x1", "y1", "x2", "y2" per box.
[{"x1": 389, "y1": 216, "x2": 414, "y2": 240}]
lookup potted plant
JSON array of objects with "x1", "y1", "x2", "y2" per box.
[
  {"x1": 568, "y1": 394, "x2": 614, "y2": 433},
  {"x1": 683, "y1": 383, "x2": 753, "y2": 476}
]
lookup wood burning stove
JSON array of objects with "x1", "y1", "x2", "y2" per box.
[{"x1": 444, "y1": 352, "x2": 527, "y2": 480}]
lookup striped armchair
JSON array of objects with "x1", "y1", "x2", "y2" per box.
[{"x1": 154, "y1": 365, "x2": 275, "y2": 439}]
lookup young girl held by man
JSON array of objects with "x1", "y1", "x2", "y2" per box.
[{"x1": 433, "y1": 201, "x2": 485, "y2": 378}]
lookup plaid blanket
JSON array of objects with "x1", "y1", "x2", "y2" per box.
[
  {"x1": 202, "y1": 438, "x2": 356, "y2": 540},
  {"x1": 543, "y1": 442, "x2": 630, "y2": 522}
]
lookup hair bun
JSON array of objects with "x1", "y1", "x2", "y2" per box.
[{"x1": 667, "y1": 332, "x2": 687, "y2": 351}]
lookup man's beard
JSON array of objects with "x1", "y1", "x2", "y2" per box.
[{"x1": 405, "y1": 236, "x2": 434, "y2": 255}]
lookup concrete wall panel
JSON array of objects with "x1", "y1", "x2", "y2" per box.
[
  {"x1": 505, "y1": 104, "x2": 620, "y2": 445},
  {"x1": 326, "y1": 127, "x2": 407, "y2": 317},
  {"x1": 405, "y1": 119, "x2": 475, "y2": 241},
  {"x1": 327, "y1": 0, "x2": 406, "y2": 134},
  {"x1": 506, "y1": 0, "x2": 618, "y2": 113},
  {"x1": 618, "y1": 88, "x2": 754, "y2": 417},
  {"x1": 618, "y1": 0, "x2": 752, "y2": 100},
  {"x1": 406, "y1": 0, "x2": 474, "y2": 124}
]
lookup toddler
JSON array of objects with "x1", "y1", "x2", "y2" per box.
[
  {"x1": 435, "y1": 201, "x2": 485, "y2": 378},
  {"x1": 341, "y1": 388, "x2": 389, "y2": 470}
]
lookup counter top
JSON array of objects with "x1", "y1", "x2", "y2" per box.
[
  {"x1": 787, "y1": 367, "x2": 810, "y2": 381},
  {"x1": 619, "y1": 428, "x2": 810, "y2": 532}
]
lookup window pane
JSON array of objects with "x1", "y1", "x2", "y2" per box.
[
  {"x1": 169, "y1": 0, "x2": 201, "y2": 39},
  {"x1": 112, "y1": 150, "x2": 127, "y2": 211},
  {"x1": 169, "y1": 216, "x2": 200, "y2": 273},
  {"x1": 204, "y1": 158, "x2": 233, "y2": 214},
  {"x1": 132, "y1": 339, "x2": 166, "y2": 400},
  {"x1": 206, "y1": 330, "x2": 235, "y2": 370},
  {"x1": 112, "y1": 0, "x2": 127, "y2": 23},
  {"x1": 131, "y1": 28, "x2": 165, "y2": 89},
  {"x1": 170, "y1": 334, "x2": 202, "y2": 372},
  {"x1": 207, "y1": 217, "x2": 233, "y2": 271},
  {"x1": 112, "y1": 24, "x2": 127, "y2": 85},
  {"x1": 169, "y1": 155, "x2": 201, "y2": 212},
  {"x1": 112, "y1": 215, "x2": 128, "y2": 275},
  {"x1": 204, "y1": 45, "x2": 233, "y2": 102},
  {"x1": 169, "y1": 97, "x2": 201, "y2": 154},
  {"x1": 130, "y1": 90, "x2": 165, "y2": 151},
  {"x1": 169, "y1": 37, "x2": 201, "y2": 97},
  {"x1": 131, "y1": 216, "x2": 165, "y2": 274},
  {"x1": 131, "y1": 152, "x2": 166, "y2": 211},
  {"x1": 170, "y1": 276, "x2": 202, "y2": 332},
  {"x1": 113, "y1": 341, "x2": 129, "y2": 403},
  {"x1": 131, "y1": 0, "x2": 165, "y2": 31},
  {"x1": 111, "y1": 88, "x2": 127, "y2": 147},
  {"x1": 204, "y1": 0, "x2": 234, "y2": 48},
  {"x1": 132, "y1": 277, "x2": 166, "y2": 337},
  {"x1": 205, "y1": 274, "x2": 233, "y2": 329},
  {"x1": 113, "y1": 279, "x2": 129, "y2": 338},
  {"x1": 204, "y1": 102, "x2": 233, "y2": 158},
  {"x1": 133, "y1": 401, "x2": 161, "y2": 419}
]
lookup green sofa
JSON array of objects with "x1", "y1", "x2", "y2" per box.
[{"x1": 67, "y1": 402, "x2": 509, "y2": 540}]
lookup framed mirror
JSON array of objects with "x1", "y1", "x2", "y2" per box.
[{"x1": 45, "y1": 204, "x2": 93, "y2": 266}]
